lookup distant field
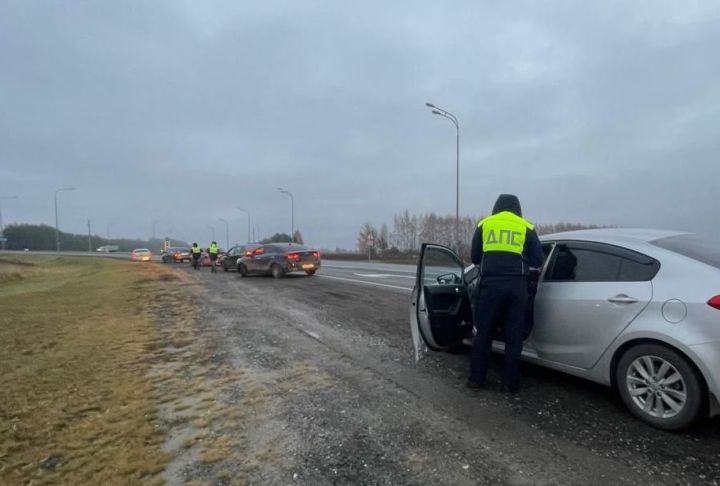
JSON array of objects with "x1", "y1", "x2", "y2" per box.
[{"x1": 0, "y1": 256, "x2": 168, "y2": 485}]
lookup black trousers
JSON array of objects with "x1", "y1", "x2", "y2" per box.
[{"x1": 470, "y1": 276, "x2": 528, "y2": 387}]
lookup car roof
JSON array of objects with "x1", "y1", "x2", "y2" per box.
[
  {"x1": 540, "y1": 228, "x2": 690, "y2": 246},
  {"x1": 133, "y1": 248, "x2": 150, "y2": 252}
]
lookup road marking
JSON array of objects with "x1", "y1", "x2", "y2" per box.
[
  {"x1": 318, "y1": 274, "x2": 413, "y2": 291},
  {"x1": 322, "y1": 263, "x2": 415, "y2": 274},
  {"x1": 353, "y1": 273, "x2": 416, "y2": 279},
  {"x1": 300, "y1": 329, "x2": 322, "y2": 341}
]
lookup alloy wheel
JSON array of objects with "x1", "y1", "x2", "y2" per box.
[{"x1": 626, "y1": 355, "x2": 687, "y2": 419}]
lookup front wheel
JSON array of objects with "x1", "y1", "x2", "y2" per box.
[
  {"x1": 271, "y1": 264, "x2": 285, "y2": 279},
  {"x1": 616, "y1": 344, "x2": 704, "y2": 430},
  {"x1": 238, "y1": 264, "x2": 248, "y2": 277}
]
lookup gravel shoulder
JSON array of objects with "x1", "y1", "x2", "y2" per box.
[{"x1": 166, "y1": 266, "x2": 720, "y2": 485}]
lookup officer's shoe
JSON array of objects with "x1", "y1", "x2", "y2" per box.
[
  {"x1": 465, "y1": 379, "x2": 486, "y2": 391},
  {"x1": 499, "y1": 384, "x2": 519, "y2": 394}
]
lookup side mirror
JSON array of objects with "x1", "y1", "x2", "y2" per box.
[{"x1": 437, "y1": 272, "x2": 460, "y2": 285}]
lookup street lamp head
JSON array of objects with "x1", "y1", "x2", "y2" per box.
[
  {"x1": 432, "y1": 110, "x2": 443, "y2": 115},
  {"x1": 425, "y1": 102, "x2": 436, "y2": 108}
]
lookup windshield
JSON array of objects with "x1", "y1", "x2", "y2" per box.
[{"x1": 651, "y1": 235, "x2": 720, "y2": 270}]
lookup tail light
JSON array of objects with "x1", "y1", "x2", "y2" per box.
[
  {"x1": 287, "y1": 252, "x2": 301, "y2": 261},
  {"x1": 708, "y1": 295, "x2": 720, "y2": 310},
  {"x1": 313, "y1": 251, "x2": 321, "y2": 259}
]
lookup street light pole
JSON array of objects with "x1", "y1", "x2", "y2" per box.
[
  {"x1": 277, "y1": 187, "x2": 294, "y2": 240},
  {"x1": 207, "y1": 225, "x2": 216, "y2": 242},
  {"x1": 152, "y1": 219, "x2": 162, "y2": 241},
  {"x1": 87, "y1": 219, "x2": 92, "y2": 252},
  {"x1": 218, "y1": 218, "x2": 230, "y2": 250},
  {"x1": 236, "y1": 207, "x2": 251, "y2": 243},
  {"x1": 0, "y1": 195, "x2": 18, "y2": 250},
  {"x1": 106, "y1": 223, "x2": 113, "y2": 239},
  {"x1": 54, "y1": 187, "x2": 75, "y2": 252},
  {"x1": 425, "y1": 102, "x2": 460, "y2": 252}
]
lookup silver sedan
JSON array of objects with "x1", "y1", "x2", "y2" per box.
[{"x1": 410, "y1": 229, "x2": 720, "y2": 430}]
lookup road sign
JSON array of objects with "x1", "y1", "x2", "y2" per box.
[{"x1": 366, "y1": 234, "x2": 375, "y2": 247}]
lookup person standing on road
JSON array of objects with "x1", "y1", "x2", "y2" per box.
[
  {"x1": 191, "y1": 242, "x2": 202, "y2": 270},
  {"x1": 208, "y1": 241, "x2": 219, "y2": 273},
  {"x1": 467, "y1": 194, "x2": 543, "y2": 393}
]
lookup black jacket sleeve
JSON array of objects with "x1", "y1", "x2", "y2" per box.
[
  {"x1": 524, "y1": 228, "x2": 543, "y2": 269},
  {"x1": 471, "y1": 226, "x2": 484, "y2": 265}
]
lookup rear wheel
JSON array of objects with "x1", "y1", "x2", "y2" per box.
[
  {"x1": 271, "y1": 264, "x2": 285, "y2": 279},
  {"x1": 616, "y1": 343, "x2": 704, "y2": 430},
  {"x1": 305, "y1": 269, "x2": 316, "y2": 276},
  {"x1": 238, "y1": 264, "x2": 248, "y2": 277},
  {"x1": 223, "y1": 262, "x2": 229, "y2": 272}
]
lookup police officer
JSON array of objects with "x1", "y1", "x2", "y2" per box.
[
  {"x1": 467, "y1": 194, "x2": 543, "y2": 393},
  {"x1": 208, "y1": 241, "x2": 219, "y2": 273},
  {"x1": 190, "y1": 242, "x2": 202, "y2": 270}
]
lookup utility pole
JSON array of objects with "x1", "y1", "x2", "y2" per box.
[
  {"x1": 87, "y1": 219, "x2": 92, "y2": 252},
  {"x1": 54, "y1": 187, "x2": 76, "y2": 252}
]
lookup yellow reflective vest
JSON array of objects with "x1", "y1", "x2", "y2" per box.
[
  {"x1": 477, "y1": 211, "x2": 534, "y2": 255},
  {"x1": 208, "y1": 243, "x2": 219, "y2": 255}
]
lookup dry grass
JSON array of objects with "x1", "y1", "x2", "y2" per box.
[{"x1": 0, "y1": 256, "x2": 172, "y2": 485}]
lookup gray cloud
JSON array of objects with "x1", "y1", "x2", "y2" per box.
[{"x1": 2, "y1": 0, "x2": 720, "y2": 247}]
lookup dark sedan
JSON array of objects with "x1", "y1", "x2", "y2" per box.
[
  {"x1": 221, "y1": 243, "x2": 260, "y2": 272},
  {"x1": 237, "y1": 243, "x2": 321, "y2": 278},
  {"x1": 161, "y1": 247, "x2": 191, "y2": 263}
]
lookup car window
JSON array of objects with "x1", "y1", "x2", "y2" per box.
[
  {"x1": 546, "y1": 243, "x2": 659, "y2": 282},
  {"x1": 547, "y1": 246, "x2": 620, "y2": 281},
  {"x1": 421, "y1": 245, "x2": 463, "y2": 286}
]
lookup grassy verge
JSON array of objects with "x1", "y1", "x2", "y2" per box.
[{"x1": 0, "y1": 256, "x2": 168, "y2": 485}]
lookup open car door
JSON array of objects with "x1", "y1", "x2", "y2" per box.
[{"x1": 410, "y1": 243, "x2": 472, "y2": 360}]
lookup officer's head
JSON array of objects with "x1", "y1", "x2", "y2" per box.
[
  {"x1": 193, "y1": 242, "x2": 197, "y2": 246},
  {"x1": 212, "y1": 241, "x2": 217, "y2": 245},
  {"x1": 492, "y1": 194, "x2": 522, "y2": 216}
]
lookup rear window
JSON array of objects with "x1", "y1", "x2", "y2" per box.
[
  {"x1": 651, "y1": 235, "x2": 720, "y2": 270},
  {"x1": 267, "y1": 244, "x2": 309, "y2": 252}
]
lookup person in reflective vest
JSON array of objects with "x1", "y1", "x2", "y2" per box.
[
  {"x1": 467, "y1": 194, "x2": 543, "y2": 393},
  {"x1": 208, "y1": 241, "x2": 219, "y2": 273},
  {"x1": 191, "y1": 243, "x2": 202, "y2": 270}
]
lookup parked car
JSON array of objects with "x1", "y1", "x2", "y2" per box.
[
  {"x1": 161, "y1": 247, "x2": 191, "y2": 263},
  {"x1": 411, "y1": 229, "x2": 720, "y2": 430},
  {"x1": 221, "y1": 243, "x2": 260, "y2": 272},
  {"x1": 96, "y1": 245, "x2": 119, "y2": 252},
  {"x1": 237, "y1": 243, "x2": 321, "y2": 278},
  {"x1": 130, "y1": 248, "x2": 153, "y2": 262}
]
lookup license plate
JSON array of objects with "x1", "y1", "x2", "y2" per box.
[{"x1": 302, "y1": 264, "x2": 314, "y2": 269}]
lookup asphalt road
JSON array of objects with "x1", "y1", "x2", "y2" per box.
[{"x1": 174, "y1": 260, "x2": 720, "y2": 485}]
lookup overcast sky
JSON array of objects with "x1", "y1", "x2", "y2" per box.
[{"x1": 1, "y1": 1, "x2": 719, "y2": 248}]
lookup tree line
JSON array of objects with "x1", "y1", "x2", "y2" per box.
[
  {"x1": 1, "y1": 224, "x2": 189, "y2": 252},
  {"x1": 357, "y1": 212, "x2": 611, "y2": 258}
]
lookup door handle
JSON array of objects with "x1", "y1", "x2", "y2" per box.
[{"x1": 608, "y1": 294, "x2": 638, "y2": 304}]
